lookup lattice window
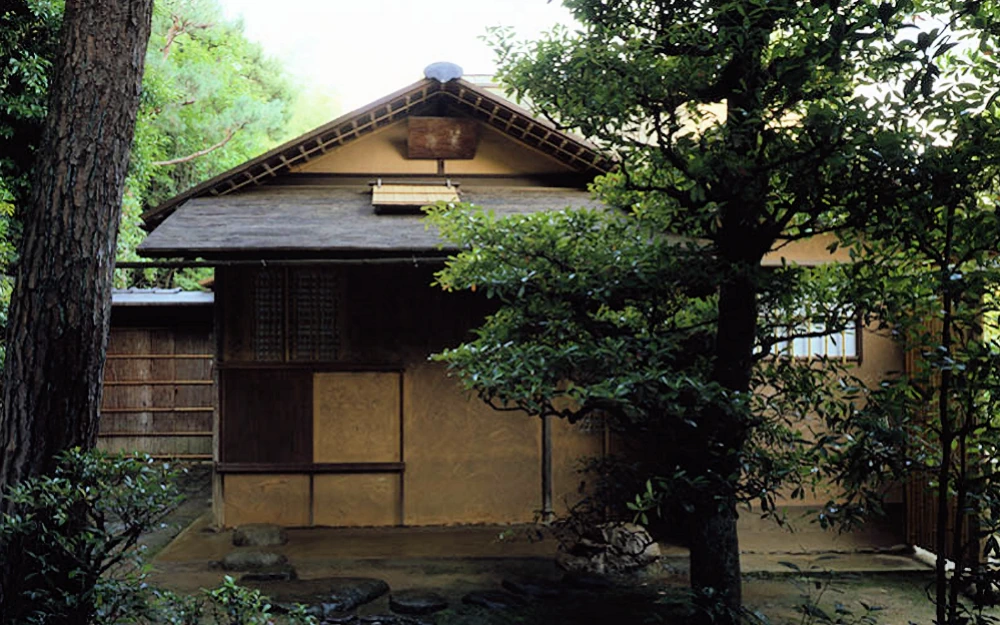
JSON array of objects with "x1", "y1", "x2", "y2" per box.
[
  {"x1": 772, "y1": 316, "x2": 859, "y2": 359},
  {"x1": 290, "y1": 269, "x2": 340, "y2": 361},
  {"x1": 252, "y1": 269, "x2": 285, "y2": 361}
]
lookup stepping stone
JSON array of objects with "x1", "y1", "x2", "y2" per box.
[
  {"x1": 241, "y1": 576, "x2": 389, "y2": 613},
  {"x1": 233, "y1": 523, "x2": 288, "y2": 547},
  {"x1": 389, "y1": 589, "x2": 448, "y2": 615},
  {"x1": 239, "y1": 564, "x2": 298, "y2": 582},
  {"x1": 462, "y1": 590, "x2": 528, "y2": 610},
  {"x1": 221, "y1": 550, "x2": 288, "y2": 571},
  {"x1": 502, "y1": 576, "x2": 563, "y2": 599},
  {"x1": 324, "y1": 578, "x2": 390, "y2": 613}
]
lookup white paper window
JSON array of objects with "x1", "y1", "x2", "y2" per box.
[{"x1": 772, "y1": 318, "x2": 858, "y2": 359}]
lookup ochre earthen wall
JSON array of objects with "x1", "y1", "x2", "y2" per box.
[{"x1": 217, "y1": 265, "x2": 603, "y2": 527}]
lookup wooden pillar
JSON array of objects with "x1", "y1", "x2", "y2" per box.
[
  {"x1": 541, "y1": 414, "x2": 554, "y2": 523},
  {"x1": 212, "y1": 267, "x2": 225, "y2": 528}
]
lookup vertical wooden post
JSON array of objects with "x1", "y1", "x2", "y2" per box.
[
  {"x1": 398, "y1": 370, "x2": 406, "y2": 527},
  {"x1": 541, "y1": 414, "x2": 554, "y2": 523},
  {"x1": 212, "y1": 267, "x2": 225, "y2": 528}
]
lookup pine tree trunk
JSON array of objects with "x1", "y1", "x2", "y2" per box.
[{"x1": 0, "y1": 0, "x2": 154, "y2": 618}]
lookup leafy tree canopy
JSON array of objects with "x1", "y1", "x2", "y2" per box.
[
  {"x1": 1, "y1": 0, "x2": 325, "y2": 297},
  {"x1": 430, "y1": 0, "x2": 1000, "y2": 619}
]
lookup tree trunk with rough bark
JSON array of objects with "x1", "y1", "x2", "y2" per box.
[{"x1": 0, "y1": 0, "x2": 154, "y2": 619}]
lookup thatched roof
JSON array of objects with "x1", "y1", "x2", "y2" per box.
[
  {"x1": 141, "y1": 76, "x2": 613, "y2": 231},
  {"x1": 137, "y1": 185, "x2": 603, "y2": 260}
]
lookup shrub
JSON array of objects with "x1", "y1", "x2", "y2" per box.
[{"x1": 0, "y1": 448, "x2": 182, "y2": 624}]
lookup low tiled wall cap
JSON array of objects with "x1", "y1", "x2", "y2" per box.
[{"x1": 424, "y1": 62, "x2": 463, "y2": 82}]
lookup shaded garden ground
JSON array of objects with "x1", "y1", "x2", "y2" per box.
[{"x1": 140, "y1": 465, "x2": 963, "y2": 624}]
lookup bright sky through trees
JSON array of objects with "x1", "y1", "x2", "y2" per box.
[{"x1": 216, "y1": 0, "x2": 577, "y2": 111}]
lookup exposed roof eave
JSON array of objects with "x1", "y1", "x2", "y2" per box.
[{"x1": 141, "y1": 77, "x2": 614, "y2": 231}]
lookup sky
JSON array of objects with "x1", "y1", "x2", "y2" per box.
[{"x1": 216, "y1": 0, "x2": 578, "y2": 112}]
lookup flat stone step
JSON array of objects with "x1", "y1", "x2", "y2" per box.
[
  {"x1": 389, "y1": 589, "x2": 449, "y2": 615},
  {"x1": 233, "y1": 523, "x2": 288, "y2": 547},
  {"x1": 220, "y1": 550, "x2": 288, "y2": 571},
  {"x1": 242, "y1": 577, "x2": 389, "y2": 614}
]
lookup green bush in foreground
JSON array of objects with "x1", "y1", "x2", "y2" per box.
[
  {"x1": 0, "y1": 449, "x2": 317, "y2": 625},
  {"x1": 0, "y1": 449, "x2": 182, "y2": 624}
]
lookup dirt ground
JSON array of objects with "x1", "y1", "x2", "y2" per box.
[{"x1": 140, "y1": 464, "x2": 979, "y2": 624}]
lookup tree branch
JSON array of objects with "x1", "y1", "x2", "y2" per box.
[
  {"x1": 152, "y1": 125, "x2": 242, "y2": 166},
  {"x1": 161, "y1": 15, "x2": 212, "y2": 59}
]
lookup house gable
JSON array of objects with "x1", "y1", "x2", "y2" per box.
[{"x1": 141, "y1": 71, "x2": 612, "y2": 230}]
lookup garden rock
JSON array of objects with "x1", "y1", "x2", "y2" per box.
[
  {"x1": 220, "y1": 550, "x2": 288, "y2": 571},
  {"x1": 501, "y1": 576, "x2": 563, "y2": 599},
  {"x1": 557, "y1": 522, "x2": 660, "y2": 575},
  {"x1": 389, "y1": 589, "x2": 448, "y2": 615},
  {"x1": 462, "y1": 590, "x2": 528, "y2": 610},
  {"x1": 233, "y1": 523, "x2": 288, "y2": 547}
]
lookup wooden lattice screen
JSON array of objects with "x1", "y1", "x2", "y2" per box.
[
  {"x1": 290, "y1": 269, "x2": 340, "y2": 361},
  {"x1": 253, "y1": 268, "x2": 285, "y2": 361}
]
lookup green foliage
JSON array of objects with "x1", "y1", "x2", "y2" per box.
[
  {"x1": 430, "y1": 204, "x2": 719, "y2": 424},
  {"x1": 0, "y1": 1, "x2": 62, "y2": 329},
  {"x1": 845, "y1": 82, "x2": 1000, "y2": 625},
  {"x1": 433, "y1": 1, "x2": 1000, "y2": 616},
  {"x1": 0, "y1": 0, "x2": 308, "y2": 298},
  {"x1": 203, "y1": 576, "x2": 277, "y2": 625},
  {"x1": 0, "y1": 449, "x2": 183, "y2": 625},
  {"x1": 116, "y1": 0, "x2": 299, "y2": 290},
  {"x1": 0, "y1": 449, "x2": 318, "y2": 625},
  {"x1": 138, "y1": 0, "x2": 294, "y2": 208},
  {"x1": 429, "y1": 202, "x2": 874, "y2": 523},
  {"x1": 146, "y1": 578, "x2": 319, "y2": 625},
  {"x1": 0, "y1": 0, "x2": 63, "y2": 205}
]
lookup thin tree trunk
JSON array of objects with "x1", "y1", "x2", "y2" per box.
[
  {"x1": 690, "y1": 495, "x2": 743, "y2": 618},
  {"x1": 0, "y1": 0, "x2": 154, "y2": 618},
  {"x1": 687, "y1": 268, "x2": 759, "y2": 623},
  {"x1": 936, "y1": 202, "x2": 956, "y2": 625}
]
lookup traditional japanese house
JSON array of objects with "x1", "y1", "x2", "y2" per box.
[{"x1": 137, "y1": 64, "x2": 908, "y2": 540}]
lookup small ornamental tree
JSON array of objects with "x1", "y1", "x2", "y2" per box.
[{"x1": 428, "y1": 202, "x2": 874, "y2": 621}]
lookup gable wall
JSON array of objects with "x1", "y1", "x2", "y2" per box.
[{"x1": 291, "y1": 120, "x2": 576, "y2": 177}]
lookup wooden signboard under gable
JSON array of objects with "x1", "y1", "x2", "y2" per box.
[{"x1": 407, "y1": 116, "x2": 479, "y2": 159}]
